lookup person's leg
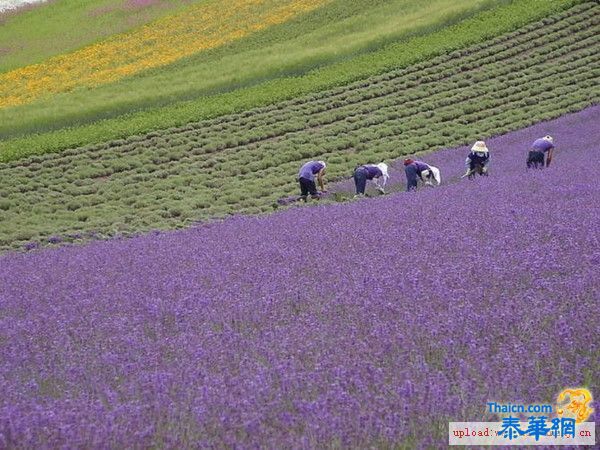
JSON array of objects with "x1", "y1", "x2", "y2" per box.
[
  {"x1": 406, "y1": 166, "x2": 418, "y2": 191},
  {"x1": 527, "y1": 151, "x2": 535, "y2": 169},
  {"x1": 299, "y1": 178, "x2": 309, "y2": 201},
  {"x1": 308, "y1": 180, "x2": 319, "y2": 199},
  {"x1": 528, "y1": 151, "x2": 544, "y2": 169},
  {"x1": 354, "y1": 168, "x2": 367, "y2": 195},
  {"x1": 468, "y1": 162, "x2": 477, "y2": 179},
  {"x1": 466, "y1": 161, "x2": 475, "y2": 179},
  {"x1": 473, "y1": 163, "x2": 484, "y2": 177},
  {"x1": 536, "y1": 152, "x2": 544, "y2": 169}
]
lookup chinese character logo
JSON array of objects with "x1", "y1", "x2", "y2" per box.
[
  {"x1": 556, "y1": 388, "x2": 594, "y2": 423},
  {"x1": 498, "y1": 416, "x2": 525, "y2": 440}
]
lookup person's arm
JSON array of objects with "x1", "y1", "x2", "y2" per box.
[
  {"x1": 482, "y1": 154, "x2": 490, "y2": 172},
  {"x1": 546, "y1": 148, "x2": 553, "y2": 167},
  {"x1": 317, "y1": 169, "x2": 326, "y2": 192},
  {"x1": 463, "y1": 157, "x2": 472, "y2": 177},
  {"x1": 373, "y1": 177, "x2": 385, "y2": 193}
]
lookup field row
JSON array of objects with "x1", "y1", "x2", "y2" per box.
[
  {"x1": 1, "y1": 106, "x2": 598, "y2": 448},
  {"x1": 6, "y1": 2, "x2": 595, "y2": 160},
  {"x1": 0, "y1": 0, "x2": 330, "y2": 108},
  {"x1": 3, "y1": 3, "x2": 596, "y2": 167},
  {"x1": 0, "y1": 3, "x2": 599, "y2": 251},
  {"x1": 136, "y1": 4, "x2": 598, "y2": 137},
  {"x1": 0, "y1": 0, "x2": 585, "y2": 156},
  {"x1": 0, "y1": 0, "x2": 504, "y2": 139}
]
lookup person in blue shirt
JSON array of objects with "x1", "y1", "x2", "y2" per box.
[
  {"x1": 403, "y1": 158, "x2": 441, "y2": 191},
  {"x1": 464, "y1": 141, "x2": 490, "y2": 178},
  {"x1": 353, "y1": 162, "x2": 389, "y2": 196},
  {"x1": 297, "y1": 160, "x2": 326, "y2": 201},
  {"x1": 527, "y1": 135, "x2": 554, "y2": 169}
]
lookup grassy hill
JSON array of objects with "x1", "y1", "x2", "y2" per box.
[
  {"x1": 0, "y1": 1, "x2": 597, "y2": 251},
  {"x1": 0, "y1": 0, "x2": 201, "y2": 72},
  {"x1": 0, "y1": 0, "x2": 505, "y2": 139}
]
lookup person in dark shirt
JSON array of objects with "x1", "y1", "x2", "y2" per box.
[{"x1": 464, "y1": 141, "x2": 490, "y2": 178}]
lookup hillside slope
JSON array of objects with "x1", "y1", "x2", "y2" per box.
[
  {"x1": 0, "y1": 1, "x2": 200, "y2": 72},
  {"x1": 1, "y1": 106, "x2": 598, "y2": 447},
  {"x1": 0, "y1": 2, "x2": 597, "y2": 252},
  {"x1": 0, "y1": 0, "x2": 503, "y2": 138}
]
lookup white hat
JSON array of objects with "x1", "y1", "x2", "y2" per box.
[
  {"x1": 376, "y1": 162, "x2": 389, "y2": 178},
  {"x1": 318, "y1": 160, "x2": 326, "y2": 168},
  {"x1": 543, "y1": 135, "x2": 554, "y2": 144},
  {"x1": 471, "y1": 141, "x2": 489, "y2": 153}
]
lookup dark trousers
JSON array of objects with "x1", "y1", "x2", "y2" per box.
[
  {"x1": 354, "y1": 167, "x2": 368, "y2": 194},
  {"x1": 299, "y1": 177, "x2": 318, "y2": 201},
  {"x1": 527, "y1": 151, "x2": 545, "y2": 169},
  {"x1": 469, "y1": 162, "x2": 487, "y2": 176},
  {"x1": 405, "y1": 166, "x2": 419, "y2": 191}
]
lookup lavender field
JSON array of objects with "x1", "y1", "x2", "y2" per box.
[{"x1": 1, "y1": 106, "x2": 599, "y2": 448}]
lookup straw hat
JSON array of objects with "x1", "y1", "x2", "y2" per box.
[{"x1": 471, "y1": 141, "x2": 489, "y2": 153}]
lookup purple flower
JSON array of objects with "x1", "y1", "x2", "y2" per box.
[{"x1": 0, "y1": 106, "x2": 597, "y2": 447}]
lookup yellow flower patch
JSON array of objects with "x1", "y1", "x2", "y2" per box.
[{"x1": 0, "y1": 0, "x2": 329, "y2": 109}]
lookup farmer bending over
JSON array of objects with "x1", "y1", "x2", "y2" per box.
[
  {"x1": 403, "y1": 158, "x2": 441, "y2": 191},
  {"x1": 464, "y1": 141, "x2": 490, "y2": 178},
  {"x1": 354, "y1": 162, "x2": 389, "y2": 196},
  {"x1": 298, "y1": 160, "x2": 327, "y2": 201},
  {"x1": 527, "y1": 135, "x2": 554, "y2": 169}
]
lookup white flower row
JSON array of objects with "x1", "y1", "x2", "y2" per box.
[{"x1": 0, "y1": 0, "x2": 49, "y2": 14}]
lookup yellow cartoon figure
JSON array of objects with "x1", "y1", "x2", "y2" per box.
[{"x1": 556, "y1": 388, "x2": 594, "y2": 423}]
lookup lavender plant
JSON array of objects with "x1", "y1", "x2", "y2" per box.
[{"x1": 0, "y1": 107, "x2": 598, "y2": 448}]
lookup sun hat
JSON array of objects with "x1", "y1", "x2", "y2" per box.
[
  {"x1": 403, "y1": 158, "x2": 414, "y2": 166},
  {"x1": 376, "y1": 162, "x2": 389, "y2": 178},
  {"x1": 471, "y1": 141, "x2": 489, "y2": 153},
  {"x1": 543, "y1": 135, "x2": 554, "y2": 144}
]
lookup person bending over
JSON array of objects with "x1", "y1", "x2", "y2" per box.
[
  {"x1": 464, "y1": 141, "x2": 490, "y2": 178},
  {"x1": 354, "y1": 162, "x2": 389, "y2": 196},
  {"x1": 298, "y1": 160, "x2": 327, "y2": 201},
  {"x1": 527, "y1": 135, "x2": 554, "y2": 169},
  {"x1": 403, "y1": 158, "x2": 441, "y2": 191}
]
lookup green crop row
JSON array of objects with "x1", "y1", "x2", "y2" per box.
[
  {"x1": 0, "y1": 3, "x2": 598, "y2": 252},
  {"x1": 0, "y1": 0, "x2": 506, "y2": 140},
  {"x1": 0, "y1": 0, "x2": 589, "y2": 162},
  {"x1": 3, "y1": 3, "x2": 595, "y2": 166}
]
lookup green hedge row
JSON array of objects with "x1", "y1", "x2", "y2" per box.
[{"x1": 0, "y1": 0, "x2": 586, "y2": 163}]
